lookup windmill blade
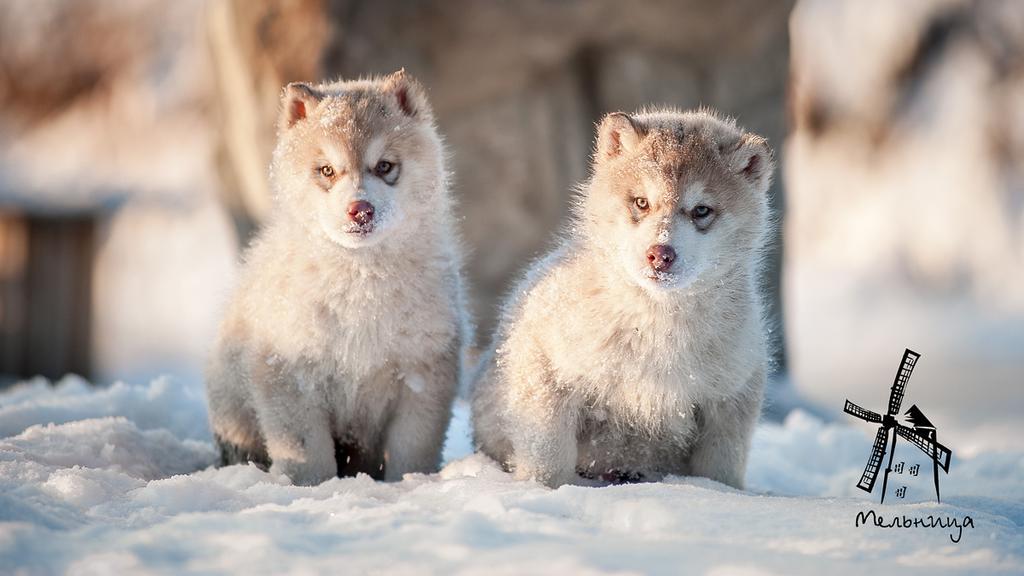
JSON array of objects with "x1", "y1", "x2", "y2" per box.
[
  {"x1": 895, "y1": 425, "x2": 951, "y2": 472},
  {"x1": 887, "y1": 349, "x2": 920, "y2": 416},
  {"x1": 844, "y1": 400, "x2": 883, "y2": 423},
  {"x1": 857, "y1": 427, "x2": 889, "y2": 493}
]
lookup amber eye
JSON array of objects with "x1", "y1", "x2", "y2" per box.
[
  {"x1": 374, "y1": 160, "x2": 394, "y2": 177},
  {"x1": 692, "y1": 205, "x2": 713, "y2": 219},
  {"x1": 634, "y1": 197, "x2": 649, "y2": 210},
  {"x1": 319, "y1": 165, "x2": 335, "y2": 178}
]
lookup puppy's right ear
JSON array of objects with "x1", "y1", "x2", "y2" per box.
[
  {"x1": 597, "y1": 112, "x2": 644, "y2": 160},
  {"x1": 725, "y1": 133, "x2": 775, "y2": 195},
  {"x1": 279, "y1": 82, "x2": 323, "y2": 130},
  {"x1": 382, "y1": 69, "x2": 432, "y2": 120}
]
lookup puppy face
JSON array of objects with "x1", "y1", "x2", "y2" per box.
[
  {"x1": 584, "y1": 110, "x2": 773, "y2": 293},
  {"x1": 270, "y1": 71, "x2": 442, "y2": 249}
]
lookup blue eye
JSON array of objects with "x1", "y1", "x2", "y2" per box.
[
  {"x1": 374, "y1": 160, "x2": 394, "y2": 177},
  {"x1": 373, "y1": 160, "x2": 399, "y2": 185},
  {"x1": 692, "y1": 205, "x2": 713, "y2": 218}
]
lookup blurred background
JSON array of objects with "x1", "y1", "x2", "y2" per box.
[{"x1": 0, "y1": 0, "x2": 1020, "y2": 452}]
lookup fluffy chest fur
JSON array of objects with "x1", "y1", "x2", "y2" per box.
[
  {"x1": 238, "y1": 224, "x2": 460, "y2": 379},
  {"x1": 519, "y1": 248, "x2": 762, "y2": 433}
]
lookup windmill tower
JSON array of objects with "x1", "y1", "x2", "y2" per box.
[
  {"x1": 904, "y1": 404, "x2": 943, "y2": 502},
  {"x1": 844, "y1": 349, "x2": 952, "y2": 503}
]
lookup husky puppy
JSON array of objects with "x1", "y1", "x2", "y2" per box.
[
  {"x1": 206, "y1": 71, "x2": 470, "y2": 485},
  {"x1": 472, "y1": 109, "x2": 773, "y2": 488}
]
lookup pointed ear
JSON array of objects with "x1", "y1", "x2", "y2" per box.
[
  {"x1": 726, "y1": 133, "x2": 775, "y2": 193},
  {"x1": 597, "y1": 112, "x2": 645, "y2": 160},
  {"x1": 279, "y1": 82, "x2": 322, "y2": 130},
  {"x1": 382, "y1": 69, "x2": 431, "y2": 119}
]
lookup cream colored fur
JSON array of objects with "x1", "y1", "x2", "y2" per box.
[
  {"x1": 472, "y1": 108, "x2": 773, "y2": 488},
  {"x1": 206, "y1": 71, "x2": 471, "y2": 485}
]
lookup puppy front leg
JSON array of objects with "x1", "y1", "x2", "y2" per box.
[
  {"x1": 510, "y1": 396, "x2": 578, "y2": 488},
  {"x1": 384, "y1": 347, "x2": 459, "y2": 481},
  {"x1": 250, "y1": 364, "x2": 336, "y2": 485},
  {"x1": 688, "y1": 370, "x2": 764, "y2": 489},
  {"x1": 504, "y1": 348, "x2": 578, "y2": 487}
]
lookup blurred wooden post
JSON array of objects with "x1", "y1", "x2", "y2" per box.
[{"x1": 0, "y1": 213, "x2": 94, "y2": 382}]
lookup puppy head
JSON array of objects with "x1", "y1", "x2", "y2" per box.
[
  {"x1": 270, "y1": 70, "x2": 443, "y2": 249},
  {"x1": 583, "y1": 109, "x2": 773, "y2": 293}
]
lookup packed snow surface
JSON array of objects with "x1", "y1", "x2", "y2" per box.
[{"x1": 1, "y1": 376, "x2": 1022, "y2": 575}]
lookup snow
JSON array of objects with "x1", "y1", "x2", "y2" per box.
[{"x1": 1, "y1": 376, "x2": 1022, "y2": 574}]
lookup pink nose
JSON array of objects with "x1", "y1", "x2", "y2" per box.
[
  {"x1": 347, "y1": 200, "x2": 375, "y2": 225},
  {"x1": 646, "y1": 244, "x2": 676, "y2": 272}
]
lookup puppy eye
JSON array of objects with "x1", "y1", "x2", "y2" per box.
[
  {"x1": 373, "y1": 160, "x2": 399, "y2": 185},
  {"x1": 374, "y1": 160, "x2": 394, "y2": 177},
  {"x1": 692, "y1": 205, "x2": 713, "y2": 219},
  {"x1": 319, "y1": 165, "x2": 335, "y2": 178},
  {"x1": 634, "y1": 197, "x2": 649, "y2": 210}
]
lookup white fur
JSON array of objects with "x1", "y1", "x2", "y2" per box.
[
  {"x1": 206, "y1": 72, "x2": 471, "y2": 485},
  {"x1": 472, "y1": 108, "x2": 773, "y2": 488}
]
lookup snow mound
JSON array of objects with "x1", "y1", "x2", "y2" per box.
[
  {"x1": 2, "y1": 416, "x2": 215, "y2": 481},
  {"x1": 0, "y1": 376, "x2": 1021, "y2": 575},
  {"x1": 0, "y1": 374, "x2": 211, "y2": 440}
]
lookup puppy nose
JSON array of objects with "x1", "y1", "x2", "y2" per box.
[
  {"x1": 646, "y1": 244, "x2": 676, "y2": 272},
  {"x1": 347, "y1": 200, "x2": 375, "y2": 225}
]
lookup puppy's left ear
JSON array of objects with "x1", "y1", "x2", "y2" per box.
[
  {"x1": 383, "y1": 69, "x2": 432, "y2": 120},
  {"x1": 279, "y1": 82, "x2": 323, "y2": 131},
  {"x1": 597, "y1": 112, "x2": 645, "y2": 160},
  {"x1": 726, "y1": 134, "x2": 775, "y2": 194}
]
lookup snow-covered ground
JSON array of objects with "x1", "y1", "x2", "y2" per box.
[{"x1": 1, "y1": 376, "x2": 1021, "y2": 575}]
